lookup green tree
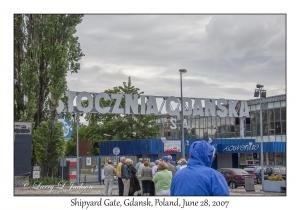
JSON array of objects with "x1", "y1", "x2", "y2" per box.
[
  {"x1": 14, "y1": 14, "x2": 84, "y2": 127},
  {"x1": 83, "y1": 77, "x2": 160, "y2": 155},
  {"x1": 33, "y1": 120, "x2": 65, "y2": 177},
  {"x1": 64, "y1": 138, "x2": 76, "y2": 156},
  {"x1": 14, "y1": 14, "x2": 84, "y2": 166}
]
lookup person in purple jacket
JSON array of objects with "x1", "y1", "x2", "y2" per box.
[{"x1": 170, "y1": 140, "x2": 229, "y2": 196}]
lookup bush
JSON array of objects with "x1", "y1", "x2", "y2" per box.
[{"x1": 268, "y1": 174, "x2": 284, "y2": 181}]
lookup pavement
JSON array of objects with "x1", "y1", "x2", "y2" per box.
[{"x1": 14, "y1": 183, "x2": 285, "y2": 196}]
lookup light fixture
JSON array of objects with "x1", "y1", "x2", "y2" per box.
[{"x1": 254, "y1": 84, "x2": 267, "y2": 191}]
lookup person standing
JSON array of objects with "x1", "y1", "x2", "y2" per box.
[
  {"x1": 170, "y1": 140, "x2": 229, "y2": 196},
  {"x1": 176, "y1": 160, "x2": 181, "y2": 171},
  {"x1": 103, "y1": 160, "x2": 116, "y2": 196},
  {"x1": 168, "y1": 155, "x2": 176, "y2": 166},
  {"x1": 160, "y1": 156, "x2": 176, "y2": 178},
  {"x1": 141, "y1": 161, "x2": 152, "y2": 196},
  {"x1": 128, "y1": 159, "x2": 141, "y2": 196},
  {"x1": 152, "y1": 161, "x2": 172, "y2": 196},
  {"x1": 122, "y1": 158, "x2": 131, "y2": 196},
  {"x1": 179, "y1": 159, "x2": 187, "y2": 170},
  {"x1": 150, "y1": 160, "x2": 159, "y2": 196},
  {"x1": 135, "y1": 158, "x2": 143, "y2": 171},
  {"x1": 116, "y1": 156, "x2": 125, "y2": 196},
  {"x1": 136, "y1": 158, "x2": 147, "y2": 195}
]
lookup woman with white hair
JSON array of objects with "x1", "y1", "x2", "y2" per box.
[{"x1": 179, "y1": 159, "x2": 187, "y2": 170}]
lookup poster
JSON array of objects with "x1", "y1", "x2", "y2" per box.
[{"x1": 164, "y1": 140, "x2": 181, "y2": 153}]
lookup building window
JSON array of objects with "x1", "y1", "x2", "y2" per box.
[
  {"x1": 281, "y1": 106, "x2": 286, "y2": 121},
  {"x1": 275, "y1": 122, "x2": 281, "y2": 135},
  {"x1": 282, "y1": 121, "x2": 286, "y2": 135},
  {"x1": 250, "y1": 113, "x2": 257, "y2": 137},
  {"x1": 263, "y1": 123, "x2": 268, "y2": 135},
  {"x1": 268, "y1": 109, "x2": 275, "y2": 136}
]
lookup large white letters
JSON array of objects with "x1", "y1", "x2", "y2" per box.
[
  {"x1": 95, "y1": 93, "x2": 111, "y2": 113},
  {"x1": 166, "y1": 96, "x2": 179, "y2": 116},
  {"x1": 76, "y1": 92, "x2": 93, "y2": 113},
  {"x1": 125, "y1": 94, "x2": 138, "y2": 114},
  {"x1": 217, "y1": 98, "x2": 228, "y2": 118},
  {"x1": 146, "y1": 96, "x2": 158, "y2": 115},
  {"x1": 57, "y1": 91, "x2": 250, "y2": 119}
]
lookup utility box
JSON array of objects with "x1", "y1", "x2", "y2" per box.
[{"x1": 245, "y1": 178, "x2": 255, "y2": 191}]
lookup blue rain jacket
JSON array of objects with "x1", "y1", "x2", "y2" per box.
[{"x1": 170, "y1": 140, "x2": 229, "y2": 196}]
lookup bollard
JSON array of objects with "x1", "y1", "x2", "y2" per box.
[{"x1": 245, "y1": 178, "x2": 255, "y2": 191}]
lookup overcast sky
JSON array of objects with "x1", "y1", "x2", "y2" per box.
[{"x1": 66, "y1": 14, "x2": 286, "y2": 101}]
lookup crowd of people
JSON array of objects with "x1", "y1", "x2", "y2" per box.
[{"x1": 102, "y1": 140, "x2": 229, "y2": 196}]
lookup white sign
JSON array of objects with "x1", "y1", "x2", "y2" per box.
[
  {"x1": 14, "y1": 122, "x2": 31, "y2": 134},
  {"x1": 113, "y1": 147, "x2": 120, "y2": 155},
  {"x1": 164, "y1": 141, "x2": 181, "y2": 153},
  {"x1": 86, "y1": 157, "x2": 91, "y2": 166},
  {"x1": 33, "y1": 166, "x2": 40, "y2": 171},
  {"x1": 57, "y1": 91, "x2": 250, "y2": 118},
  {"x1": 33, "y1": 171, "x2": 40, "y2": 179}
]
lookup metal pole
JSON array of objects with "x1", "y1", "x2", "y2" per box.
[
  {"x1": 260, "y1": 88, "x2": 265, "y2": 191},
  {"x1": 62, "y1": 165, "x2": 63, "y2": 184},
  {"x1": 180, "y1": 72, "x2": 185, "y2": 159},
  {"x1": 76, "y1": 113, "x2": 79, "y2": 185}
]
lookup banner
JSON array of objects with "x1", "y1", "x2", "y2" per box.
[
  {"x1": 58, "y1": 115, "x2": 73, "y2": 141},
  {"x1": 164, "y1": 140, "x2": 181, "y2": 153}
]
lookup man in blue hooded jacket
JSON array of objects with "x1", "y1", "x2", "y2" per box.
[{"x1": 170, "y1": 140, "x2": 229, "y2": 196}]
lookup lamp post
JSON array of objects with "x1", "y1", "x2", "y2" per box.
[
  {"x1": 179, "y1": 69, "x2": 187, "y2": 159},
  {"x1": 103, "y1": 133, "x2": 113, "y2": 140},
  {"x1": 72, "y1": 111, "x2": 83, "y2": 185},
  {"x1": 254, "y1": 84, "x2": 266, "y2": 191}
]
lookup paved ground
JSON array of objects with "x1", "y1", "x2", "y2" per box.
[{"x1": 14, "y1": 183, "x2": 285, "y2": 196}]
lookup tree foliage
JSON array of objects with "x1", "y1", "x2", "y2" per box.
[
  {"x1": 83, "y1": 77, "x2": 160, "y2": 155},
  {"x1": 64, "y1": 138, "x2": 76, "y2": 156},
  {"x1": 14, "y1": 14, "x2": 84, "y2": 128},
  {"x1": 14, "y1": 14, "x2": 84, "y2": 167},
  {"x1": 33, "y1": 120, "x2": 65, "y2": 177}
]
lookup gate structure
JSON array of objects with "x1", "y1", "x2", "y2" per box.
[{"x1": 65, "y1": 156, "x2": 100, "y2": 184}]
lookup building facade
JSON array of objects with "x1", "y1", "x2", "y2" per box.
[{"x1": 100, "y1": 94, "x2": 286, "y2": 169}]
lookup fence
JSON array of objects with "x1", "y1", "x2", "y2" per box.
[
  {"x1": 64, "y1": 155, "x2": 138, "y2": 184},
  {"x1": 65, "y1": 156, "x2": 99, "y2": 184}
]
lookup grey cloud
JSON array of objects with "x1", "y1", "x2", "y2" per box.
[{"x1": 68, "y1": 14, "x2": 285, "y2": 101}]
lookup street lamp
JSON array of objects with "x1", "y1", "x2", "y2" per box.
[
  {"x1": 179, "y1": 69, "x2": 187, "y2": 159},
  {"x1": 72, "y1": 111, "x2": 83, "y2": 185},
  {"x1": 103, "y1": 133, "x2": 113, "y2": 140},
  {"x1": 254, "y1": 84, "x2": 266, "y2": 191}
]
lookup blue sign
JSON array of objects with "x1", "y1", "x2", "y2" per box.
[
  {"x1": 58, "y1": 115, "x2": 73, "y2": 141},
  {"x1": 219, "y1": 142, "x2": 260, "y2": 153}
]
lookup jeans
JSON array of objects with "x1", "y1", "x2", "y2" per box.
[
  {"x1": 122, "y1": 179, "x2": 131, "y2": 196},
  {"x1": 104, "y1": 178, "x2": 114, "y2": 196},
  {"x1": 118, "y1": 177, "x2": 124, "y2": 196}
]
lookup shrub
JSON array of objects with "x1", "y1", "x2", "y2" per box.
[{"x1": 268, "y1": 174, "x2": 284, "y2": 181}]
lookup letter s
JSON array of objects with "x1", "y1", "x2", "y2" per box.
[{"x1": 170, "y1": 117, "x2": 177, "y2": 129}]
